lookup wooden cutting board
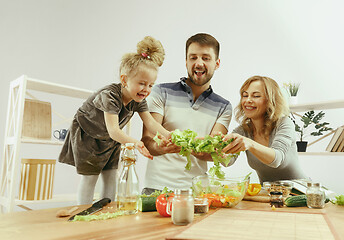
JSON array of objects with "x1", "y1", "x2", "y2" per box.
[
  {"x1": 243, "y1": 190, "x2": 270, "y2": 203},
  {"x1": 243, "y1": 195, "x2": 270, "y2": 202},
  {"x1": 167, "y1": 208, "x2": 336, "y2": 240}
]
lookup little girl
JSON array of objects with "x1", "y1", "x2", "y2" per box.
[{"x1": 58, "y1": 36, "x2": 171, "y2": 204}]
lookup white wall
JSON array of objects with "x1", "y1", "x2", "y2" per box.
[{"x1": 1, "y1": 0, "x2": 344, "y2": 210}]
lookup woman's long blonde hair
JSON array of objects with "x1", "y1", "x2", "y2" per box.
[
  {"x1": 120, "y1": 36, "x2": 165, "y2": 77},
  {"x1": 235, "y1": 76, "x2": 289, "y2": 137}
]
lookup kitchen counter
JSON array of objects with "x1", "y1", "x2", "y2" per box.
[{"x1": 1, "y1": 200, "x2": 343, "y2": 240}]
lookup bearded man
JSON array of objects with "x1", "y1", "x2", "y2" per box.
[{"x1": 141, "y1": 33, "x2": 233, "y2": 194}]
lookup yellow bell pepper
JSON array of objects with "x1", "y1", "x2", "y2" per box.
[{"x1": 247, "y1": 183, "x2": 262, "y2": 196}]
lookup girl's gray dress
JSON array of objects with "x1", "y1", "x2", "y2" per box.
[{"x1": 58, "y1": 83, "x2": 148, "y2": 175}]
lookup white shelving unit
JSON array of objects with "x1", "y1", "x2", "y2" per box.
[
  {"x1": 290, "y1": 99, "x2": 344, "y2": 112},
  {"x1": 290, "y1": 99, "x2": 344, "y2": 155},
  {"x1": 0, "y1": 75, "x2": 94, "y2": 213}
]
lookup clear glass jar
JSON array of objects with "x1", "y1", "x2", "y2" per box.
[
  {"x1": 116, "y1": 143, "x2": 139, "y2": 214},
  {"x1": 270, "y1": 191, "x2": 283, "y2": 208},
  {"x1": 194, "y1": 197, "x2": 209, "y2": 215},
  {"x1": 168, "y1": 189, "x2": 194, "y2": 225},
  {"x1": 306, "y1": 182, "x2": 325, "y2": 209}
]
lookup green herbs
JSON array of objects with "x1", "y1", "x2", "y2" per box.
[
  {"x1": 331, "y1": 195, "x2": 344, "y2": 206},
  {"x1": 154, "y1": 129, "x2": 241, "y2": 179}
]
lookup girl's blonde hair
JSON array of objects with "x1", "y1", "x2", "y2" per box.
[
  {"x1": 235, "y1": 75, "x2": 289, "y2": 137},
  {"x1": 120, "y1": 36, "x2": 165, "y2": 77}
]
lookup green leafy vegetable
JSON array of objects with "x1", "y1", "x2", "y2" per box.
[
  {"x1": 331, "y1": 195, "x2": 344, "y2": 205},
  {"x1": 193, "y1": 178, "x2": 243, "y2": 198},
  {"x1": 170, "y1": 129, "x2": 197, "y2": 170},
  {"x1": 71, "y1": 211, "x2": 126, "y2": 222},
  {"x1": 153, "y1": 132, "x2": 162, "y2": 146},
  {"x1": 208, "y1": 163, "x2": 225, "y2": 179},
  {"x1": 154, "y1": 129, "x2": 241, "y2": 179},
  {"x1": 140, "y1": 187, "x2": 172, "y2": 197}
]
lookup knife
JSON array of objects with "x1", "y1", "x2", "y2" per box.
[{"x1": 68, "y1": 198, "x2": 111, "y2": 221}]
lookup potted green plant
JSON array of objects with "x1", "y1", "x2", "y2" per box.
[
  {"x1": 283, "y1": 83, "x2": 300, "y2": 105},
  {"x1": 285, "y1": 83, "x2": 300, "y2": 96},
  {"x1": 290, "y1": 110, "x2": 332, "y2": 152}
]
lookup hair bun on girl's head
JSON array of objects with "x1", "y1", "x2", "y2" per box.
[
  {"x1": 120, "y1": 36, "x2": 165, "y2": 76},
  {"x1": 137, "y1": 36, "x2": 165, "y2": 67}
]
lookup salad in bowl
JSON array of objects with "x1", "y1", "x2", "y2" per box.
[{"x1": 192, "y1": 174, "x2": 250, "y2": 208}]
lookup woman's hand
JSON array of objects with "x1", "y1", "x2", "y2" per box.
[
  {"x1": 222, "y1": 133, "x2": 253, "y2": 154},
  {"x1": 135, "y1": 141, "x2": 153, "y2": 160}
]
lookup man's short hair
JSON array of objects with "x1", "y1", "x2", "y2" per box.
[{"x1": 186, "y1": 33, "x2": 220, "y2": 59}]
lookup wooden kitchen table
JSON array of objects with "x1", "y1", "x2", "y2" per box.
[{"x1": 1, "y1": 201, "x2": 344, "y2": 240}]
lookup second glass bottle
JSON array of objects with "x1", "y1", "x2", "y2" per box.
[{"x1": 116, "y1": 143, "x2": 140, "y2": 214}]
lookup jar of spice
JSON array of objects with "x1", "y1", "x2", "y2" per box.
[
  {"x1": 306, "y1": 182, "x2": 325, "y2": 209},
  {"x1": 270, "y1": 191, "x2": 283, "y2": 208},
  {"x1": 194, "y1": 197, "x2": 208, "y2": 215},
  {"x1": 167, "y1": 189, "x2": 194, "y2": 225}
]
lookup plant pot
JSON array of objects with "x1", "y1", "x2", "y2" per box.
[
  {"x1": 289, "y1": 96, "x2": 298, "y2": 105},
  {"x1": 296, "y1": 141, "x2": 308, "y2": 152}
]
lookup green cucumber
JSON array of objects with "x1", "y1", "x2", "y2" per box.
[
  {"x1": 285, "y1": 195, "x2": 307, "y2": 207},
  {"x1": 139, "y1": 196, "x2": 157, "y2": 212}
]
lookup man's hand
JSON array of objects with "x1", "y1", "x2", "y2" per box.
[
  {"x1": 191, "y1": 151, "x2": 212, "y2": 161},
  {"x1": 157, "y1": 139, "x2": 181, "y2": 154}
]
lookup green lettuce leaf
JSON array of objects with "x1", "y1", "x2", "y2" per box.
[
  {"x1": 71, "y1": 211, "x2": 126, "y2": 222},
  {"x1": 153, "y1": 132, "x2": 162, "y2": 146},
  {"x1": 153, "y1": 129, "x2": 241, "y2": 178},
  {"x1": 331, "y1": 194, "x2": 344, "y2": 205}
]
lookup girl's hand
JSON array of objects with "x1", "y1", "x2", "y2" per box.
[
  {"x1": 222, "y1": 133, "x2": 253, "y2": 154},
  {"x1": 135, "y1": 141, "x2": 153, "y2": 160}
]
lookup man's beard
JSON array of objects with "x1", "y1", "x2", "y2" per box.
[{"x1": 188, "y1": 71, "x2": 213, "y2": 86}]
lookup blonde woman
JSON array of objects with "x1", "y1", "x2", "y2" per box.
[
  {"x1": 58, "y1": 36, "x2": 171, "y2": 204},
  {"x1": 223, "y1": 76, "x2": 306, "y2": 183}
]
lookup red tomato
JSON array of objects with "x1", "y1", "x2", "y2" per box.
[{"x1": 155, "y1": 193, "x2": 174, "y2": 217}]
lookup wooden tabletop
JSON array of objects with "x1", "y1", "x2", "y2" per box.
[{"x1": 1, "y1": 200, "x2": 343, "y2": 240}]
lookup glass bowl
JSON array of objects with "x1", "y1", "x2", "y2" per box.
[{"x1": 192, "y1": 175, "x2": 250, "y2": 208}]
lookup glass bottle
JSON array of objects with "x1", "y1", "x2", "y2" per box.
[
  {"x1": 306, "y1": 182, "x2": 325, "y2": 209},
  {"x1": 167, "y1": 189, "x2": 194, "y2": 225},
  {"x1": 116, "y1": 143, "x2": 139, "y2": 214}
]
